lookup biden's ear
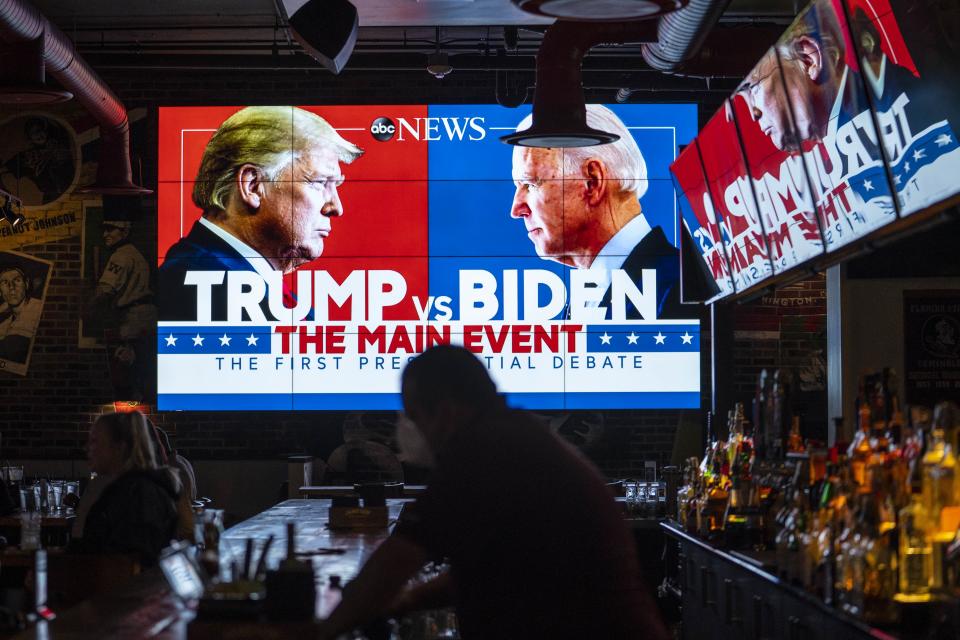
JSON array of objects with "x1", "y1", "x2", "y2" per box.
[
  {"x1": 583, "y1": 159, "x2": 607, "y2": 207},
  {"x1": 236, "y1": 164, "x2": 264, "y2": 210}
]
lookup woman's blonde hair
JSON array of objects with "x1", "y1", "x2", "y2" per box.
[{"x1": 94, "y1": 411, "x2": 158, "y2": 473}]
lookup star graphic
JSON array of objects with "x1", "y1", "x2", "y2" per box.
[
  {"x1": 894, "y1": 174, "x2": 902, "y2": 185},
  {"x1": 219, "y1": 333, "x2": 232, "y2": 347},
  {"x1": 904, "y1": 161, "x2": 911, "y2": 172},
  {"x1": 164, "y1": 334, "x2": 177, "y2": 347},
  {"x1": 912, "y1": 148, "x2": 926, "y2": 162},
  {"x1": 626, "y1": 332, "x2": 639, "y2": 345},
  {"x1": 599, "y1": 332, "x2": 612, "y2": 345},
  {"x1": 653, "y1": 332, "x2": 666, "y2": 345},
  {"x1": 935, "y1": 133, "x2": 952, "y2": 147},
  {"x1": 681, "y1": 332, "x2": 694, "y2": 345},
  {"x1": 246, "y1": 333, "x2": 259, "y2": 346},
  {"x1": 862, "y1": 179, "x2": 873, "y2": 192},
  {"x1": 192, "y1": 334, "x2": 205, "y2": 347}
]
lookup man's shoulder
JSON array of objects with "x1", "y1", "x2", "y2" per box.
[
  {"x1": 159, "y1": 221, "x2": 243, "y2": 273},
  {"x1": 107, "y1": 243, "x2": 141, "y2": 268},
  {"x1": 623, "y1": 225, "x2": 677, "y2": 268},
  {"x1": 21, "y1": 298, "x2": 43, "y2": 320}
]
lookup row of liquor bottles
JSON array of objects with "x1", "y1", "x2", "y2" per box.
[{"x1": 677, "y1": 368, "x2": 960, "y2": 625}]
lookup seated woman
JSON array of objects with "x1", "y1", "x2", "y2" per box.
[{"x1": 73, "y1": 411, "x2": 181, "y2": 565}]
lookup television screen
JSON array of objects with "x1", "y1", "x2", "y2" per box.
[
  {"x1": 777, "y1": 0, "x2": 897, "y2": 251},
  {"x1": 730, "y1": 49, "x2": 825, "y2": 274},
  {"x1": 842, "y1": 0, "x2": 960, "y2": 217},
  {"x1": 671, "y1": 142, "x2": 736, "y2": 301},
  {"x1": 697, "y1": 105, "x2": 773, "y2": 292},
  {"x1": 156, "y1": 104, "x2": 701, "y2": 410}
]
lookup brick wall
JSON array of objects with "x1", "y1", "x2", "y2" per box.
[
  {"x1": 730, "y1": 274, "x2": 828, "y2": 442},
  {"x1": 0, "y1": 67, "x2": 728, "y2": 479}
]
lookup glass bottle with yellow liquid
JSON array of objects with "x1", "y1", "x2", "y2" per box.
[
  {"x1": 849, "y1": 400, "x2": 873, "y2": 492},
  {"x1": 921, "y1": 427, "x2": 958, "y2": 591},
  {"x1": 921, "y1": 427, "x2": 958, "y2": 540},
  {"x1": 896, "y1": 493, "x2": 933, "y2": 602}
]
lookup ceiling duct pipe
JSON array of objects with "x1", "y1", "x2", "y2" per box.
[
  {"x1": 642, "y1": 0, "x2": 732, "y2": 73},
  {"x1": 501, "y1": 20, "x2": 657, "y2": 148},
  {"x1": 0, "y1": 0, "x2": 151, "y2": 195}
]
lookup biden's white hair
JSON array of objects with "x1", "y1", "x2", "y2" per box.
[{"x1": 514, "y1": 104, "x2": 648, "y2": 200}]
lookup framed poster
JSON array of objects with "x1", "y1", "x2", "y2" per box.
[{"x1": 904, "y1": 290, "x2": 960, "y2": 406}]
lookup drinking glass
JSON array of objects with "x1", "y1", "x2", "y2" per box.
[
  {"x1": 63, "y1": 480, "x2": 81, "y2": 511},
  {"x1": 646, "y1": 482, "x2": 660, "y2": 516},
  {"x1": 20, "y1": 512, "x2": 41, "y2": 550},
  {"x1": 635, "y1": 482, "x2": 648, "y2": 515},
  {"x1": 48, "y1": 480, "x2": 65, "y2": 512},
  {"x1": 19, "y1": 483, "x2": 41, "y2": 512},
  {"x1": 624, "y1": 480, "x2": 637, "y2": 514},
  {"x1": 1, "y1": 465, "x2": 23, "y2": 485}
]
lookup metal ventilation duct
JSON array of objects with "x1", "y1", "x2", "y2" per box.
[
  {"x1": 642, "y1": 0, "x2": 733, "y2": 72},
  {"x1": 0, "y1": 0, "x2": 150, "y2": 194}
]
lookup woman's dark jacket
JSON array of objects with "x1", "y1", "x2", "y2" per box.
[{"x1": 78, "y1": 469, "x2": 179, "y2": 565}]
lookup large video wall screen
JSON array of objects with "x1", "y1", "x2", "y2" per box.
[
  {"x1": 674, "y1": 0, "x2": 960, "y2": 300},
  {"x1": 157, "y1": 104, "x2": 700, "y2": 410}
]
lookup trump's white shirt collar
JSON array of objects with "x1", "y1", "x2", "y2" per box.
[
  {"x1": 198, "y1": 216, "x2": 276, "y2": 280},
  {"x1": 587, "y1": 212, "x2": 652, "y2": 295},
  {"x1": 863, "y1": 54, "x2": 887, "y2": 101}
]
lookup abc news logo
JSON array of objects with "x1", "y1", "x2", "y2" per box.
[
  {"x1": 370, "y1": 117, "x2": 397, "y2": 141},
  {"x1": 369, "y1": 116, "x2": 487, "y2": 142}
]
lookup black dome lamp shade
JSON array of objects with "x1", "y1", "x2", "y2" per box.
[
  {"x1": 501, "y1": 20, "x2": 657, "y2": 148},
  {"x1": 0, "y1": 35, "x2": 72, "y2": 104},
  {"x1": 512, "y1": 0, "x2": 686, "y2": 21}
]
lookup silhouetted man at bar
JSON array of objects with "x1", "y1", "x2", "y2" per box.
[{"x1": 317, "y1": 345, "x2": 668, "y2": 640}]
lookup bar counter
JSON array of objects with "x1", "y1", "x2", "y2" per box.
[
  {"x1": 9, "y1": 499, "x2": 407, "y2": 640},
  {"x1": 661, "y1": 521, "x2": 959, "y2": 640}
]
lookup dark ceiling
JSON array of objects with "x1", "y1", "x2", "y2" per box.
[{"x1": 28, "y1": 0, "x2": 798, "y2": 78}]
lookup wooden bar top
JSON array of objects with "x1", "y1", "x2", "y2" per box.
[
  {"x1": 221, "y1": 498, "x2": 407, "y2": 586},
  {"x1": 10, "y1": 498, "x2": 407, "y2": 639}
]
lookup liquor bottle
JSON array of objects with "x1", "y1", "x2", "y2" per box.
[
  {"x1": 897, "y1": 493, "x2": 933, "y2": 601},
  {"x1": 887, "y1": 396, "x2": 905, "y2": 449},
  {"x1": 845, "y1": 522, "x2": 866, "y2": 616},
  {"x1": 764, "y1": 373, "x2": 778, "y2": 458},
  {"x1": 775, "y1": 488, "x2": 797, "y2": 579},
  {"x1": 801, "y1": 508, "x2": 821, "y2": 591},
  {"x1": 816, "y1": 496, "x2": 838, "y2": 604},
  {"x1": 834, "y1": 502, "x2": 856, "y2": 610},
  {"x1": 849, "y1": 421, "x2": 872, "y2": 493},
  {"x1": 921, "y1": 427, "x2": 958, "y2": 540},
  {"x1": 678, "y1": 458, "x2": 699, "y2": 531},
  {"x1": 933, "y1": 401, "x2": 959, "y2": 454},
  {"x1": 772, "y1": 370, "x2": 787, "y2": 459},
  {"x1": 753, "y1": 370, "x2": 768, "y2": 460},
  {"x1": 860, "y1": 498, "x2": 898, "y2": 625},
  {"x1": 787, "y1": 416, "x2": 805, "y2": 453}
]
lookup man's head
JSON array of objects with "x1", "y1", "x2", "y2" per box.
[
  {"x1": 849, "y1": 8, "x2": 884, "y2": 77},
  {"x1": 510, "y1": 105, "x2": 647, "y2": 267},
  {"x1": 401, "y1": 345, "x2": 503, "y2": 452},
  {"x1": 0, "y1": 266, "x2": 28, "y2": 308},
  {"x1": 192, "y1": 106, "x2": 364, "y2": 273},
  {"x1": 102, "y1": 220, "x2": 131, "y2": 248},
  {"x1": 739, "y1": 4, "x2": 846, "y2": 152}
]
